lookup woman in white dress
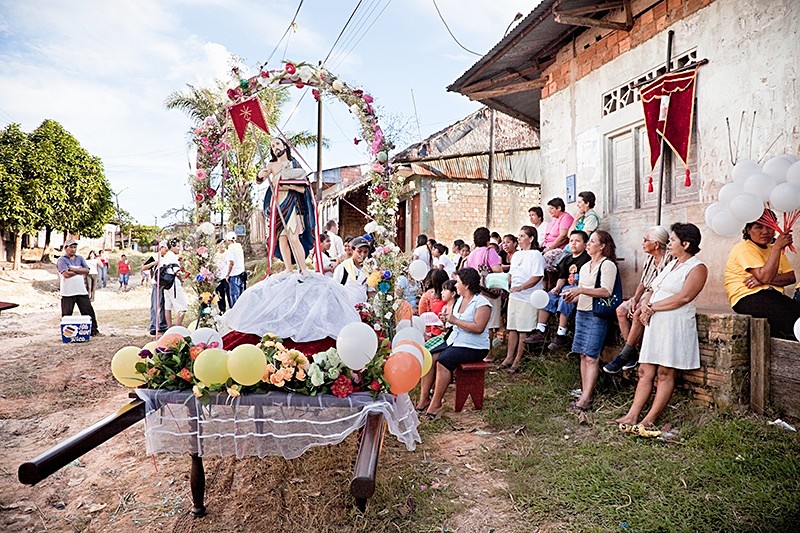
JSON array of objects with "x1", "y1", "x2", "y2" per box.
[{"x1": 615, "y1": 223, "x2": 707, "y2": 427}]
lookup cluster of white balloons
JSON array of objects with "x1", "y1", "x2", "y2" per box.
[{"x1": 706, "y1": 155, "x2": 800, "y2": 237}]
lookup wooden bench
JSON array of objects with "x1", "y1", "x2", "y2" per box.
[{"x1": 454, "y1": 361, "x2": 491, "y2": 412}]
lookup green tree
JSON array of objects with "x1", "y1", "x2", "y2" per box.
[{"x1": 0, "y1": 124, "x2": 40, "y2": 268}]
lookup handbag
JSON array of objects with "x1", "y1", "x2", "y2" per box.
[
  {"x1": 478, "y1": 249, "x2": 503, "y2": 299},
  {"x1": 592, "y1": 259, "x2": 622, "y2": 320}
]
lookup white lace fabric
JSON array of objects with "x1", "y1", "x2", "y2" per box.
[{"x1": 135, "y1": 389, "x2": 420, "y2": 459}]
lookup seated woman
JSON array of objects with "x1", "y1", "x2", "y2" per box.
[
  {"x1": 421, "y1": 268, "x2": 492, "y2": 419},
  {"x1": 561, "y1": 230, "x2": 618, "y2": 411},
  {"x1": 724, "y1": 211, "x2": 800, "y2": 340},
  {"x1": 616, "y1": 223, "x2": 708, "y2": 427},
  {"x1": 418, "y1": 269, "x2": 450, "y2": 339},
  {"x1": 541, "y1": 197, "x2": 575, "y2": 271},
  {"x1": 604, "y1": 225, "x2": 672, "y2": 373},
  {"x1": 564, "y1": 191, "x2": 600, "y2": 254},
  {"x1": 498, "y1": 226, "x2": 544, "y2": 372}
]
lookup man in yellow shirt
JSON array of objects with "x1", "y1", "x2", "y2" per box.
[{"x1": 723, "y1": 214, "x2": 800, "y2": 340}]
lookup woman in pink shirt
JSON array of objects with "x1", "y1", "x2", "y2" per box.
[
  {"x1": 541, "y1": 197, "x2": 575, "y2": 270},
  {"x1": 465, "y1": 226, "x2": 503, "y2": 352}
]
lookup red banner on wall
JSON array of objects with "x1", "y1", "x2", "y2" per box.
[{"x1": 640, "y1": 67, "x2": 697, "y2": 188}]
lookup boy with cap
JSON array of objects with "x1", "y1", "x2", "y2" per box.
[
  {"x1": 57, "y1": 239, "x2": 100, "y2": 336},
  {"x1": 333, "y1": 236, "x2": 371, "y2": 308}
]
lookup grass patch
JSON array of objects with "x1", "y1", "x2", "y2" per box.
[{"x1": 480, "y1": 352, "x2": 800, "y2": 532}]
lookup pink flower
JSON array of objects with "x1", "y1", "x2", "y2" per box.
[
  {"x1": 196, "y1": 246, "x2": 209, "y2": 256},
  {"x1": 196, "y1": 169, "x2": 207, "y2": 181},
  {"x1": 372, "y1": 163, "x2": 385, "y2": 173},
  {"x1": 363, "y1": 94, "x2": 373, "y2": 103}
]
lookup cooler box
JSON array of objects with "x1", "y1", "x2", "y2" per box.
[{"x1": 61, "y1": 315, "x2": 92, "y2": 343}]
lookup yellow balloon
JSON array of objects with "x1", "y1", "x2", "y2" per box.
[
  {"x1": 421, "y1": 347, "x2": 433, "y2": 377},
  {"x1": 228, "y1": 344, "x2": 267, "y2": 386},
  {"x1": 193, "y1": 348, "x2": 230, "y2": 385},
  {"x1": 111, "y1": 346, "x2": 146, "y2": 387}
]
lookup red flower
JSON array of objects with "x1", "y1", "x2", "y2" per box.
[
  {"x1": 353, "y1": 137, "x2": 361, "y2": 145},
  {"x1": 363, "y1": 94, "x2": 373, "y2": 104},
  {"x1": 179, "y1": 368, "x2": 192, "y2": 382},
  {"x1": 312, "y1": 89, "x2": 321, "y2": 101},
  {"x1": 284, "y1": 62, "x2": 296, "y2": 74},
  {"x1": 260, "y1": 70, "x2": 270, "y2": 78},
  {"x1": 331, "y1": 374, "x2": 354, "y2": 398},
  {"x1": 206, "y1": 187, "x2": 216, "y2": 198},
  {"x1": 369, "y1": 380, "x2": 381, "y2": 391},
  {"x1": 194, "y1": 192, "x2": 204, "y2": 202},
  {"x1": 295, "y1": 82, "x2": 305, "y2": 89},
  {"x1": 380, "y1": 190, "x2": 389, "y2": 200},
  {"x1": 352, "y1": 89, "x2": 363, "y2": 97},
  {"x1": 226, "y1": 88, "x2": 237, "y2": 101}
]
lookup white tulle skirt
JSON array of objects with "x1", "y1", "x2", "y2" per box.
[{"x1": 219, "y1": 271, "x2": 360, "y2": 342}]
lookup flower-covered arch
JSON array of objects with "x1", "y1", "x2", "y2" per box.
[{"x1": 186, "y1": 61, "x2": 405, "y2": 337}]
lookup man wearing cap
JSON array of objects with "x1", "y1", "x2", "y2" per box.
[
  {"x1": 141, "y1": 241, "x2": 169, "y2": 336},
  {"x1": 224, "y1": 232, "x2": 246, "y2": 307},
  {"x1": 57, "y1": 240, "x2": 100, "y2": 336},
  {"x1": 333, "y1": 236, "x2": 371, "y2": 308}
]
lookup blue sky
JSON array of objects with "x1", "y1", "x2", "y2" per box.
[{"x1": 0, "y1": 0, "x2": 533, "y2": 227}]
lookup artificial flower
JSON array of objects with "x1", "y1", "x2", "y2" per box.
[
  {"x1": 227, "y1": 384, "x2": 241, "y2": 398},
  {"x1": 193, "y1": 384, "x2": 206, "y2": 397},
  {"x1": 369, "y1": 380, "x2": 381, "y2": 392},
  {"x1": 189, "y1": 346, "x2": 204, "y2": 361},
  {"x1": 198, "y1": 222, "x2": 215, "y2": 235},
  {"x1": 332, "y1": 79, "x2": 344, "y2": 92},
  {"x1": 331, "y1": 374, "x2": 354, "y2": 398},
  {"x1": 308, "y1": 364, "x2": 325, "y2": 387},
  {"x1": 196, "y1": 169, "x2": 207, "y2": 180},
  {"x1": 179, "y1": 368, "x2": 193, "y2": 381},
  {"x1": 284, "y1": 62, "x2": 296, "y2": 74}
]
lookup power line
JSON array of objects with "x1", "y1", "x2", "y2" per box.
[
  {"x1": 322, "y1": 0, "x2": 364, "y2": 65},
  {"x1": 431, "y1": 0, "x2": 482, "y2": 56},
  {"x1": 263, "y1": 0, "x2": 304, "y2": 67},
  {"x1": 332, "y1": 0, "x2": 393, "y2": 70},
  {"x1": 326, "y1": 0, "x2": 380, "y2": 67}
]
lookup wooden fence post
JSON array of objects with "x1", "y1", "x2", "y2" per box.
[{"x1": 749, "y1": 317, "x2": 770, "y2": 415}]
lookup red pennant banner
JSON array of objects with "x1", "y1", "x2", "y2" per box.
[
  {"x1": 639, "y1": 67, "x2": 698, "y2": 187},
  {"x1": 228, "y1": 98, "x2": 270, "y2": 142}
]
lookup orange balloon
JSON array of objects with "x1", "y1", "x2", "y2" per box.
[
  {"x1": 383, "y1": 351, "x2": 421, "y2": 395},
  {"x1": 157, "y1": 332, "x2": 185, "y2": 351}
]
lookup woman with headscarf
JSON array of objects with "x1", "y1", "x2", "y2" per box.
[{"x1": 604, "y1": 226, "x2": 672, "y2": 373}]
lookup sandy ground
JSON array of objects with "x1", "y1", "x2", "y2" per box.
[{"x1": 0, "y1": 263, "x2": 529, "y2": 532}]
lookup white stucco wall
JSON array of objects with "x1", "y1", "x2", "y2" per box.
[{"x1": 538, "y1": 0, "x2": 800, "y2": 306}]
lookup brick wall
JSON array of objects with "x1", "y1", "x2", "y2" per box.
[
  {"x1": 541, "y1": 0, "x2": 716, "y2": 99},
  {"x1": 424, "y1": 179, "x2": 541, "y2": 249}
]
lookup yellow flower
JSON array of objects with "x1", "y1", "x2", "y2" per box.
[
  {"x1": 193, "y1": 383, "x2": 206, "y2": 398},
  {"x1": 227, "y1": 385, "x2": 241, "y2": 398}
]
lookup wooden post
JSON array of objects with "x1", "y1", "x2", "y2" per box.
[{"x1": 749, "y1": 317, "x2": 770, "y2": 415}]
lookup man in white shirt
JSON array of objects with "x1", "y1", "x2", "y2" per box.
[
  {"x1": 225, "y1": 232, "x2": 246, "y2": 307},
  {"x1": 333, "y1": 236, "x2": 371, "y2": 308},
  {"x1": 325, "y1": 220, "x2": 345, "y2": 261},
  {"x1": 56, "y1": 239, "x2": 100, "y2": 336},
  {"x1": 412, "y1": 234, "x2": 431, "y2": 268},
  {"x1": 162, "y1": 238, "x2": 188, "y2": 327}
]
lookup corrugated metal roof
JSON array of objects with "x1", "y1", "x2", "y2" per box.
[
  {"x1": 403, "y1": 150, "x2": 540, "y2": 185},
  {"x1": 448, "y1": 0, "x2": 591, "y2": 125},
  {"x1": 393, "y1": 107, "x2": 539, "y2": 162}
]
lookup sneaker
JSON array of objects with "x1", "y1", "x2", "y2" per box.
[
  {"x1": 547, "y1": 335, "x2": 569, "y2": 351},
  {"x1": 603, "y1": 354, "x2": 627, "y2": 374},
  {"x1": 523, "y1": 330, "x2": 546, "y2": 345},
  {"x1": 622, "y1": 353, "x2": 639, "y2": 370}
]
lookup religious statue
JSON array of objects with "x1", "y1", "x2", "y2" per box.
[{"x1": 257, "y1": 138, "x2": 317, "y2": 275}]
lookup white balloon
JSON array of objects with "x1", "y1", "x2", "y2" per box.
[
  {"x1": 731, "y1": 159, "x2": 761, "y2": 184},
  {"x1": 190, "y1": 327, "x2": 224, "y2": 350},
  {"x1": 704, "y1": 202, "x2": 726, "y2": 228},
  {"x1": 392, "y1": 326, "x2": 425, "y2": 349},
  {"x1": 763, "y1": 156, "x2": 792, "y2": 184},
  {"x1": 408, "y1": 260, "x2": 428, "y2": 281},
  {"x1": 396, "y1": 319, "x2": 411, "y2": 331},
  {"x1": 742, "y1": 172, "x2": 776, "y2": 202},
  {"x1": 786, "y1": 161, "x2": 800, "y2": 186},
  {"x1": 164, "y1": 325, "x2": 191, "y2": 338},
  {"x1": 411, "y1": 315, "x2": 426, "y2": 334},
  {"x1": 336, "y1": 322, "x2": 378, "y2": 370},
  {"x1": 392, "y1": 342, "x2": 423, "y2": 368},
  {"x1": 770, "y1": 183, "x2": 800, "y2": 213},
  {"x1": 711, "y1": 209, "x2": 743, "y2": 237},
  {"x1": 729, "y1": 193, "x2": 765, "y2": 223},
  {"x1": 794, "y1": 318, "x2": 800, "y2": 343},
  {"x1": 529, "y1": 289, "x2": 550, "y2": 310},
  {"x1": 718, "y1": 182, "x2": 743, "y2": 205}
]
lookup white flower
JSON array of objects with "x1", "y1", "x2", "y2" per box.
[
  {"x1": 326, "y1": 367, "x2": 341, "y2": 380},
  {"x1": 392, "y1": 302, "x2": 400, "y2": 310},
  {"x1": 198, "y1": 222, "x2": 215, "y2": 235},
  {"x1": 387, "y1": 208, "x2": 396, "y2": 215},
  {"x1": 364, "y1": 221, "x2": 378, "y2": 233},
  {"x1": 384, "y1": 312, "x2": 393, "y2": 319},
  {"x1": 332, "y1": 79, "x2": 344, "y2": 92},
  {"x1": 308, "y1": 364, "x2": 325, "y2": 387},
  {"x1": 350, "y1": 104, "x2": 361, "y2": 115},
  {"x1": 297, "y1": 65, "x2": 315, "y2": 83},
  {"x1": 376, "y1": 225, "x2": 386, "y2": 234},
  {"x1": 387, "y1": 295, "x2": 394, "y2": 301},
  {"x1": 373, "y1": 323, "x2": 382, "y2": 331}
]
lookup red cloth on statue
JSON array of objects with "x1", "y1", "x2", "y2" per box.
[
  {"x1": 640, "y1": 67, "x2": 698, "y2": 177},
  {"x1": 222, "y1": 330, "x2": 336, "y2": 359}
]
